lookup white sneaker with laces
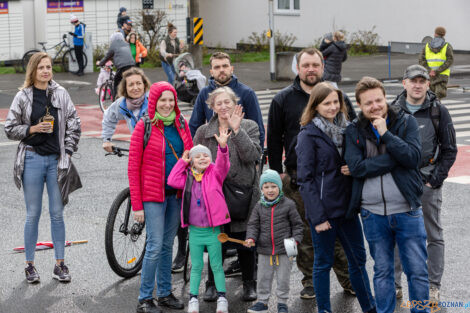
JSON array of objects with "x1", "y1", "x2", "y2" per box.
[
  {"x1": 216, "y1": 296, "x2": 228, "y2": 313},
  {"x1": 188, "y1": 297, "x2": 199, "y2": 313}
]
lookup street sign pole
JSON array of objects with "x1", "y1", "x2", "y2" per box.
[
  {"x1": 189, "y1": 0, "x2": 202, "y2": 69},
  {"x1": 268, "y1": 0, "x2": 275, "y2": 81}
]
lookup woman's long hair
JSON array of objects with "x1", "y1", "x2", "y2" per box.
[
  {"x1": 300, "y1": 82, "x2": 348, "y2": 126},
  {"x1": 118, "y1": 67, "x2": 151, "y2": 98},
  {"x1": 22, "y1": 52, "x2": 52, "y2": 90}
]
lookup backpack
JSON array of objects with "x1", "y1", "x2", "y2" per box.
[{"x1": 141, "y1": 114, "x2": 186, "y2": 150}]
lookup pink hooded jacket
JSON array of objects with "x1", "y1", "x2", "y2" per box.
[{"x1": 167, "y1": 145, "x2": 231, "y2": 227}]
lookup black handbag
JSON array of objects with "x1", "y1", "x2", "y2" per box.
[
  {"x1": 223, "y1": 181, "x2": 253, "y2": 221},
  {"x1": 22, "y1": 91, "x2": 53, "y2": 146}
]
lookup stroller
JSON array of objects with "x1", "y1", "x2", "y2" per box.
[{"x1": 173, "y1": 52, "x2": 206, "y2": 106}]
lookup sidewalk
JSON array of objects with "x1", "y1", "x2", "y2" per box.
[{"x1": 1, "y1": 52, "x2": 470, "y2": 107}]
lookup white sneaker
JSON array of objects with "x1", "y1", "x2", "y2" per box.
[
  {"x1": 430, "y1": 286, "x2": 440, "y2": 303},
  {"x1": 188, "y1": 297, "x2": 199, "y2": 313},
  {"x1": 216, "y1": 296, "x2": 228, "y2": 313}
]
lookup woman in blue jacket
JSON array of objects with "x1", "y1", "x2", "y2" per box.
[{"x1": 296, "y1": 82, "x2": 376, "y2": 313}]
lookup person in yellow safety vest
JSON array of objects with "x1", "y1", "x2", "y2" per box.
[{"x1": 419, "y1": 26, "x2": 454, "y2": 99}]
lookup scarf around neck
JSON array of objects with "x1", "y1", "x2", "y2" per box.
[
  {"x1": 152, "y1": 110, "x2": 176, "y2": 126},
  {"x1": 126, "y1": 94, "x2": 146, "y2": 111},
  {"x1": 191, "y1": 167, "x2": 205, "y2": 182},
  {"x1": 312, "y1": 113, "x2": 349, "y2": 154},
  {"x1": 260, "y1": 192, "x2": 284, "y2": 207}
]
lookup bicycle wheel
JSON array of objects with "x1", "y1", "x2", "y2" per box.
[
  {"x1": 22, "y1": 49, "x2": 40, "y2": 72},
  {"x1": 62, "y1": 49, "x2": 88, "y2": 73},
  {"x1": 98, "y1": 82, "x2": 115, "y2": 112},
  {"x1": 105, "y1": 187, "x2": 146, "y2": 278}
]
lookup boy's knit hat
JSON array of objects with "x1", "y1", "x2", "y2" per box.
[
  {"x1": 189, "y1": 144, "x2": 212, "y2": 161},
  {"x1": 259, "y1": 169, "x2": 282, "y2": 192}
]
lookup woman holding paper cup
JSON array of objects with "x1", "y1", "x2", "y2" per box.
[{"x1": 4, "y1": 52, "x2": 81, "y2": 284}]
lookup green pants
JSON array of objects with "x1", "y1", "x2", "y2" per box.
[
  {"x1": 189, "y1": 225, "x2": 226, "y2": 295},
  {"x1": 430, "y1": 75, "x2": 449, "y2": 99},
  {"x1": 282, "y1": 174, "x2": 352, "y2": 289}
]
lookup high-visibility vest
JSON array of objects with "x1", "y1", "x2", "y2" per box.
[{"x1": 425, "y1": 43, "x2": 450, "y2": 76}]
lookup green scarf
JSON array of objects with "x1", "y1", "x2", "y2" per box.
[
  {"x1": 260, "y1": 192, "x2": 284, "y2": 207},
  {"x1": 152, "y1": 111, "x2": 176, "y2": 126}
]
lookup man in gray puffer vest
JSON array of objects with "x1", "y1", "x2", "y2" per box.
[{"x1": 391, "y1": 65, "x2": 457, "y2": 303}]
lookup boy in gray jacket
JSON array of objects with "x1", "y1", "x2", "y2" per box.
[{"x1": 245, "y1": 169, "x2": 303, "y2": 313}]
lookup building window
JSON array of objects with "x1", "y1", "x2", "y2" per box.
[{"x1": 275, "y1": 0, "x2": 299, "y2": 14}]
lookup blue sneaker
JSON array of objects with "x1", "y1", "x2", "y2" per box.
[
  {"x1": 278, "y1": 303, "x2": 288, "y2": 313},
  {"x1": 247, "y1": 302, "x2": 268, "y2": 313}
]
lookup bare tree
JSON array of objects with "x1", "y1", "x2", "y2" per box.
[{"x1": 133, "y1": 9, "x2": 167, "y2": 52}]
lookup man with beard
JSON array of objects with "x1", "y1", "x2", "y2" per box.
[
  {"x1": 391, "y1": 65, "x2": 457, "y2": 303},
  {"x1": 345, "y1": 76, "x2": 429, "y2": 313},
  {"x1": 419, "y1": 26, "x2": 453, "y2": 99},
  {"x1": 267, "y1": 47, "x2": 355, "y2": 299},
  {"x1": 189, "y1": 52, "x2": 264, "y2": 147}
]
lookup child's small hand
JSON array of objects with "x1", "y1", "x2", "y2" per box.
[
  {"x1": 181, "y1": 150, "x2": 191, "y2": 164},
  {"x1": 244, "y1": 239, "x2": 255, "y2": 248},
  {"x1": 214, "y1": 128, "x2": 231, "y2": 149}
]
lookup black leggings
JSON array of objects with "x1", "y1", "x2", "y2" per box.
[
  {"x1": 113, "y1": 65, "x2": 133, "y2": 99},
  {"x1": 74, "y1": 45, "x2": 84, "y2": 72},
  {"x1": 207, "y1": 230, "x2": 256, "y2": 282}
]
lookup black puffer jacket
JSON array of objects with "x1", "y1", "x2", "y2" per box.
[
  {"x1": 320, "y1": 40, "x2": 348, "y2": 83},
  {"x1": 245, "y1": 197, "x2": 303, "y2": 255}
]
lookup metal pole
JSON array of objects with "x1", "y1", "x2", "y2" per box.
[
  {"x1": 189, "y1": 0, "x2": 202, "y2": 69},
  {"x1": 388, "y1": 41, "x2": 391, "y2": 80},
  {"x1": 268, "y1": 0, "x2": 275, "y2": 81}
]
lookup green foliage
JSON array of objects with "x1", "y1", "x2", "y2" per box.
[
  {"x1": 348, "y1": 26, "x2": 379, "y2": 55},
  {"x1": 242, "y1": 30, "x2": 297, "y2": 52}
]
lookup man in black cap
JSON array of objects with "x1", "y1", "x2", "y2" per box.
[
  {"x1": 119, "y1": 19, "x2": 133, "y2": 38},
  {"x1": 391, "y1": 64, "x2": 457, "y2": 303}
]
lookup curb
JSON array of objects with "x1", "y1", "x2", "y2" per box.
[{"x1": 338, "y1": 71, "x2": 470, "y2": 86}]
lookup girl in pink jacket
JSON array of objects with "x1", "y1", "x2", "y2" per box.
[{"x1": 168, "y1": 130, "x2": 231, "y2": 313}]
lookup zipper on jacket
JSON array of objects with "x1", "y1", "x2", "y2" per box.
[
  {"x1": 320, "y1": 172, "x2": 325, "y2": 200},
  {"x1": 271, "y1": 204, "x2": 277, "y2": 255},
  {"x1": 161, "y1": 125, "x2": 166, "y2": 197},
  {"x1": 380, "y1": 175, "x2": 387, "y2": 215}
]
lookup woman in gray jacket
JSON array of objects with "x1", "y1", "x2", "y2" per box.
[
  {"x1": 4, "y1": 52, "x2": 81, "y2": 284},
  {"x1": 97, "y1": 32, "x2": 135, "y2": 99},
  {"x1": 194, "y1": 86, "x2": 262, "y2": 301}
]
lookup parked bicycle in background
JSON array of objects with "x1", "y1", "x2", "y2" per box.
[{"x1": 21, "y1": 34, "x2": 88, "y2": 74}]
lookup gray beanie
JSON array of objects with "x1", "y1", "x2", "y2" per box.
[{"x1": 189, "y1": 144, "x2": 212, "y2": 161}]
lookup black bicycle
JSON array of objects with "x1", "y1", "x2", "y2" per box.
[
  {"x1": 98, "y1": 65, "x2": 116, "y2": 112},
  {"x1": 21, "y1": 34, "x2": 88, "y2": 74},
  {"x1": 104, "y1": 146, "x2": 146, "y2": 278}
]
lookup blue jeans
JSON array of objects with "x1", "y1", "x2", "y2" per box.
[
  {"x1": 361, "y1": 208, "x2": 429, "y2": 313},
  {"x1": 310, "y1": 216, "x2": 375, "y2": 313},
  {"x1": 22, "y1": 150, "x2": 65, "y2": 261},
  {"x1": 139, "y1": 195, "x2": 181, "y2": 300},
  {"x1": 161, "y1": 61, "x2": 175, "y2": 85}
]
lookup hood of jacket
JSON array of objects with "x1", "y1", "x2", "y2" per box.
[
  {"x1": 354, "y1": 104, "x2": 404, "y2": 138},
  {"x1": 392, "y1": 89, "x2": 437, "y2": 113},
  {"x1": 21, "y1": 80, "x2": 61, "y2": 107},
  {"x1": 429, "y1": 37, "x2": 446, "y2": 51},
  {"x1": 207, "y1": 74, "x2": 240, "y2": 90},
  {"x1": 333, "y1": 41, "x2": 347, "y2": 51},
  {"x1": 147, "y1": 81, "x2": 181, "y2": 121}
]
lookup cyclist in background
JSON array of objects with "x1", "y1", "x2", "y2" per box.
[
  {"x1": 101, "y1": 67, "x2": 151, "y2": 152},
  {"x1": 69, "y1": 15, "x2": 85, "y2": 76},
  {"x1": 95, "y1": 60, "x2": 113, "y2": 95}
]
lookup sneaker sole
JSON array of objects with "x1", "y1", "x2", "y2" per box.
[
  {"x1": 300, "y1": 294, "x2": 316, "y2": 299},
  {"x1": 52, "y1": 274, "x2": 71, "y2": 282},
  {"x1": 26, "y1": 278, "x2": 40, "y2": 284},
  {"x1": 171, "y1": 266, "x2": 184, "y2": 273},
  {"x1": 224, "y1": 272, "x2": 242, "y2": 278},
  {"x1": 247, "y1": 309, "x2": 268, "y2": 313}
]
